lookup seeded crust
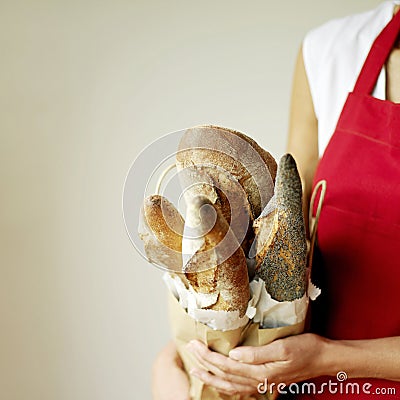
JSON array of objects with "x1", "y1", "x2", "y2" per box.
[
  {"x1": 176, "y1": 125, "x2": 277, "y2": 255},
  {"x1": 254, "y1": 154, "x2": 307, "y2": 301},
  {"x1": 184, "y1": 196, "x2": 250, "y2": 317},
  {"x1": 139, "y1": 195, "x2": 184, "y2": 272}
]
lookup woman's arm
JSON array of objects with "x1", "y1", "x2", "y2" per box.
[
  {"x1": 287, "y1": 45, "x2": 319, "y2": 212},
  {"x1": 152, "y1": 340, "x2": 190, "y2": 400}
]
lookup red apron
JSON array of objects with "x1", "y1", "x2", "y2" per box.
[{"x1": 296, "y1": 8, "x2": 400, "y2": 400}]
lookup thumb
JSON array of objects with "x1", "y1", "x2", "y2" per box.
[{"x1": 228, "y1": 340, "x2": 285, "y2": 364}]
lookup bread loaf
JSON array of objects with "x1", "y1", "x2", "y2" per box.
[
  {"x1": 183, "y1": 196, "x2": 250, "y2": 317},
  {"x1": 139, "y1": 194, "x2": 184, "y2": 272},
  {"x1": 176, "y1": 125, "x2": 277, "y2": 255},
  {"x1": 254, "y1": 154, "x2": 307, "y2": 301}
]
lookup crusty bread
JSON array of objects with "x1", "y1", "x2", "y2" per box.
[
  {"x1": 218, "y1": 126, "x2": 277, "y2": 218},
  {"x1": 253, "y1": 208, "x2": 277, "y2": 263},
  {"x1": 139, "y1": 194, "x2": 184, "y2": 272},
  {"x1": 183, "y1": 196, "x2": 250, "y2": 317},
  {"x1": 180, "y1": 163, "x2": 253, "y2": 257},
  {"x1": 254, "y1": 154, "x2": 307, "y2": 301},
  {"x1": 176, "y1": 125, "x2": 276, "y2": 255}
]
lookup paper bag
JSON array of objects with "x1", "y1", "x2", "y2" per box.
[{"x1": 169, "y1": 292, "x2": 305, "y2": 400}]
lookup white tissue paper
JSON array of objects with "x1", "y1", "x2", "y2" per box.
[{"x1": 163, "y1": 273, "x2": 321, "y2": 331}]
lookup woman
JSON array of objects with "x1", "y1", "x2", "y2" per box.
[{"x1": 153, "y1": 2, "x2": 400, "y2": 398}]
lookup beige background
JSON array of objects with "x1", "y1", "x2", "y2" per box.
[{"x1": 0, "y1": 1, "x2": 381, "y2": 399}]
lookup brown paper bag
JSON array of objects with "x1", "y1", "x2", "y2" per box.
[{"x1": 169, "y1": 292, "x2": 305, "y2": 400}]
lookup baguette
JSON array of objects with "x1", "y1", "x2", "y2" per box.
[
  {"x1": 183, "y1": 196, "x2": 250, "y2": 317},
  {"x1": 139, "y1": 194, "x2": 184, "y2": 272}
]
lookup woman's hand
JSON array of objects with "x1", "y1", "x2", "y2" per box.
[
  {"x1": 152, "y1": 341, "x2": 191, "y2": 400},
  {"x1": 186, "y1": 333, "x2": 331, "y2": 396}
]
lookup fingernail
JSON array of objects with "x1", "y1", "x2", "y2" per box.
[{"x1": 229, "y1": 349, "x2": 241, "y2": 361}]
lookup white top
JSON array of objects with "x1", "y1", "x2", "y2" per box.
[{"x1": 303, "y1": 1, "x2": 400, "y2": 156}]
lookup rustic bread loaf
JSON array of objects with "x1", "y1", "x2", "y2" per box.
[
  {"x1": 139, "y1": 194, "x2": 184, "y2": 272},
  {"x1": 176, "y1": 125, "x2": 277, "y2": 255},
  {"x1": 254, "y1": 154, "x2": 307, "y2": 301},
  {"x1": 183, "y1": 196, "x2": 250, "y2": 317},
  {"x1": 180, "y1": 162, "x2": 253, "y2": 257}
]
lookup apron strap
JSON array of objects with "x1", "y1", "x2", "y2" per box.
[{"x1": 353, "y1": 7, "x2": 400, "y2": 95}]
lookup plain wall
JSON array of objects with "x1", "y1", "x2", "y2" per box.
[{"x1": 0, "y1": 1, "x2": 382, "y2": 399}]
